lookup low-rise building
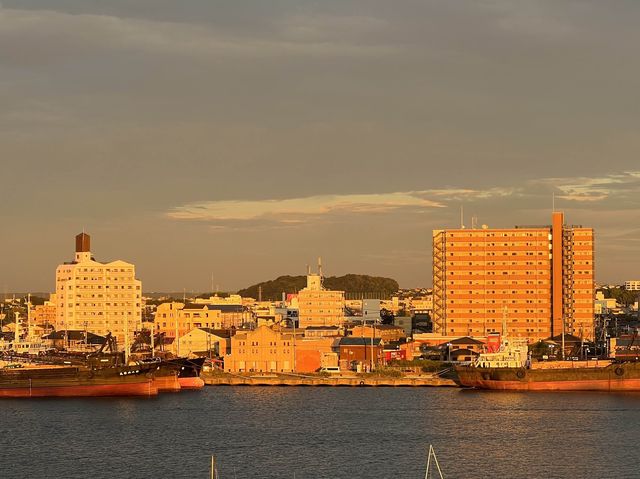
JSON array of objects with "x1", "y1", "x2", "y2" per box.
[
  {"x1": 225, "y1": 325, "x2": 297, "y2": 373},
  {"x1": 303, "y1": 326, "x2": 343, "y2": 338},
  {"x1": 155, "y1": 302, "x2": 223, "y2": 339},
  {"x1": 31, "y1": 295, "x2": 57, "y2": 329},
  {"x1": 338, "y1": 337, "x2": 383, "y2": 370},
  {"x1": 224, "y1": 325, "x2": 338, "y2": 373},
  {"x1": 176, "y1": 328, "x2": 232, "y2": 357},
  {"x1": 393, "y1": 316, "x2": 413, "y2": 336},
  {"x1": 440, "y1": 336, "x2": 485, "y2": 361},
  {"x1": 349, "y1": 324, "x2": 406, "y2": 342}
]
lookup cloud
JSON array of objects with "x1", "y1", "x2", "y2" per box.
[
  {"x1": 168, "y1": 192, "x2": 443, "y2": 224},
  {"x1": 279, "y1": 13, "x2": 388, "y2": 42},
  {"x1": 481, "y1": 0, "x2": 578, "y2": 39},
  {"x1": 0, "y1": 7, "x2": 394, "y2": 67},
  {"x1": 166, "y1": 187, "x2": 518, "y2": 229},
  {"x1": 166, "y1": 171, "x2": 640, "y2": 231},
  {"x1": 536, "y1": 171, "x2": 640, "y2": 203}
]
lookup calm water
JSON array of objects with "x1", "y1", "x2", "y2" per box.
[{"x1": 2, "y1": 387, "x2": 640, "y2": 478}]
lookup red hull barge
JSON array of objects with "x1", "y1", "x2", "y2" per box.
[
  {"x1": 0, "y1": 365, "x2": 158, "y2": 398},
  {"x1": 456, "y1": 362, "x2": 640, "y2": 392},
  {"x1": 178, "y1": 376, "x2": 205, "y2": 389},
  {"x1": 154, "y1": 371, "x2": 182, "y2": 392}
]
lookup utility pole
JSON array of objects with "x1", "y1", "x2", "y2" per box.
[
  {"x1": 150, "y1": 322, "x2": 155, "y2": 358},
  {"x1": 124, "y1": 311, "x2": 130, "y2": 365},
  {"x1": 292, "y1": 314, "x2": 297, "y2": 372},
  {"x1": 561, "y1": 315, "x2": 566, "y2": 360}
]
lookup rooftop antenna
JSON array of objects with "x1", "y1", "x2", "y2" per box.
[{"x1": 318, "y1": 257, "x2": 323, "y2": 277}]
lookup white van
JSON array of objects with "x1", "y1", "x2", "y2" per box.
[{"x1": 319, "y1": 366, "x2": 341, "y2": 374}]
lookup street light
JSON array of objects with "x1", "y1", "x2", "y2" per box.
[{"x1": 446, "y1": 342, "x2": 452, "y2": 362}]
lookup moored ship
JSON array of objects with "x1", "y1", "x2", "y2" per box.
[
  {"x1": 167, "y1": 357, "x2": 206, "y2": 389},
  {"x1": 456, "y1": 360, "x2": 640, "y2": 391},
  {"x1": 0, "y1": 363, "x2": 158, "y2": 398},
  {"x1": 455, "y1": 335, "x2": 640, "y2": 392}
]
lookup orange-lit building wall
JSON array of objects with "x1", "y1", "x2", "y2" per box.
[
  {"x1": 432, "y1": 213, "x2": 594, "y2": 342},
  {"x1": 552, "y1": 212, "x2": 564, "y2": 336}
]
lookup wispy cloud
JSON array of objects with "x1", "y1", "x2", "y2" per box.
[
  {"x1": 167, "y1": 188, "x2": 515, "y2": 229},
  {"x1": 168, "y1": 192, "x2": 442, "y2": 224},
  {"x1": 166, "y1": 171, "x2": 640, "y2": 230},
  {"x1": 0, "y1": 7, "x2": 394, "y2": 66},
  {"x1": 536, "y1": 171, "x2": 640, "y2": 202}
]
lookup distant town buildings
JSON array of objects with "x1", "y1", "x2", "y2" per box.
[
  {"x1": 155, "y1": 301, "x2": 248, "y2": 339},
  {"x1": 31, "y1": 294, "x2": 57, "y2": 330},
  {"x1": 297, "y1": 261, "x2": 345, "y2": 328},
  {"x1": 432, "y1": 212, "x2": 594, "y2": 341},
  {"x1": 54, "y1": 233, "x2": 142, "y2": 344}
]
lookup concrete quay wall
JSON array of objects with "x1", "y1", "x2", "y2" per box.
[{"x1": 203, "y1": 373, "x2": 458, "y2": 387}]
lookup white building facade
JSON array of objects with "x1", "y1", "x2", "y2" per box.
[{"x1": 55, "y1": 233, "x2": 142, "y2": 344}]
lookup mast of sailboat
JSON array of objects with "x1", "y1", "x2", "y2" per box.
[{"x1": 425, "y1": 444, "x2": 444, "y2": 479}]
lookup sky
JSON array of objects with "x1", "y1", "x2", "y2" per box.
[{"x1": 1, "y1": 0, "x2": 639, "y2": 293}]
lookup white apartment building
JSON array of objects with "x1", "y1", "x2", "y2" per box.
[
  {"x1": 298, "y1": 260, "x2": 345, "y2": 328},
  {"x1": 55, "y1": 233, "x2": 142, "y2": 344},
  {"x1": 625, "y1": 281, "x2": 640, "y2": 291}
]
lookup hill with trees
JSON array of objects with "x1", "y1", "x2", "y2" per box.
[{"x1": 237, "y1": 274, "x2": 399, "y2": 301}]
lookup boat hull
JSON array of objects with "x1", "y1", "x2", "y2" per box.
[
  {"x1": 0, "y1": 381, "x2": 157, "y2": 398},
  {"x1": 456, "y1": 362, "x2": 640, "y2": 391},
  {"x1": 0, "y1": 366, "x2": 158, "y2": 398},
  {"x1": 165, "y1": 357, "x2": 206, "y2": 389},
  {"x1": 178, "y1": 376, "x2": 205, "y2": 389},
  {"x1": 154, "y1": 369, "x2": 181, "y2": 392}
]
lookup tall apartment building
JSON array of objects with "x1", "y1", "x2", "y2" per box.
[
  {"x1": 432, "y1": 212, "x2": 594, "y2": 341},
  {"x1": 55, "y1": 233, "x2": 142, "y2": 344},
  {"x1": 298, "y1": 261, "x2": 345, "y2": 329}
]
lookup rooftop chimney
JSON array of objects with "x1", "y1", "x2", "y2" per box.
[
  {"x1": 76, "y1": 232, "x2": 90, "y2": 252},
  {"x1": 74, "y1": 232, "x2": 92, "y2": 263}
]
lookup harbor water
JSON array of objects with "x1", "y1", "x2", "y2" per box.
[{"x1": 2, "y1": 387, "x2": 639, "y2": 478}]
